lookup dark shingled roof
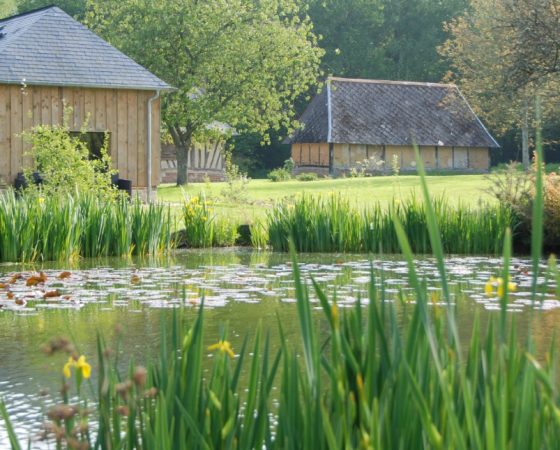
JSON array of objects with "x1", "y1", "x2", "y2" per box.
[
  {"x1": 0, "y1": 6, "x2": 172, "y2": 91},
  {"x1": 286, "y1": 77, "x2": 499, "y2": 148}
]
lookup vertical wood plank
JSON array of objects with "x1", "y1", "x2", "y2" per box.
[
  {"x1": 117, "y1": 90, "x2": 128, "y2": 178},
  {"x1": 106, "y1": 90, "x2": 118, "y2": 170},
  {"x1": 41, "y1": 88, "x2": 52, "y2": 125},
  {"x1": 127, "y1": 91, "x2": 138, "y2": 186},
  {"x1": 94, "y1": 89, "x2": 107, "y2": 131},
  {"x1": 32, "y1": 87, "x2": 41, "y2": 127},
  {"x1": 10, "y1": 86, "x2": 23, "y2": 182},
  {"x1": 0, "y1": 87, "x2": 10, "y2": 183},
  {"x1": 21, "y1": 87, "x2": 33, "y2": 167},
  {"x1": 72, "y1": 88, "x2": 84, "y2": 130},
  {"x1": 137, "y1": 91, "x2": 147, "y2": 188},
  {"x1": 51, "y1": 87, "x2": 63, "y2": 125},
  {"x1": 151, "y1": 96, "x2": 160, "y2": 186},
  {"x1": 83, "y1": 89, "x2": 95, "y2": 130}
]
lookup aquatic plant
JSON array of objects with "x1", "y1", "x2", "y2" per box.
[
  {"x1": 266, "y1": 194, "x2": 515, "y2": 254},
  {"x1": 182, "y1": 195, "x2": 238, "y2": 247},
  {"x1": 0, "y1": 192, "x2": 173, "y2": 262}
]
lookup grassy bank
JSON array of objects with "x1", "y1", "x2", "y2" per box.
[{"x1": 158, "y1": 174, "x2": 495, "y2": 223}]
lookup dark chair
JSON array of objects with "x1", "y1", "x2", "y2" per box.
[
  {"x1": 14, "y1": 172, "x2": 43, "y2": 190},
  {"x1": 116, "y1": 178, "x2": 132, "y2": 197}
]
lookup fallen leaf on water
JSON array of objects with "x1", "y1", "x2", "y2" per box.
[
  {"x1": 27, "y1": 272, "x2": 47, "y2": 286},
  {"x1": 44, "y1": 290, "x2": 61, "y2": 299},
  {"x1": 57, "y1": 271, "x2": 71, "y2": 280},
  {"x1": 0, "y1": 283, "x2": 7, "y2": 289},
  {"x1": 131, "y1": 275, "x2": 141, "y2": 284},
  {"x1": 15, "y1": 298, "x2": 25, "y2": 305},
  {"x1": 7, "y1": 291, "x2": 14, "y2": 299},
  {"x1": 9, "y1": 274, "x2": 22, "y2": 284}
]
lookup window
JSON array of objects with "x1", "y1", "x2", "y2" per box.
[{"x1": 70, "y1": 132, "x2": 109, "y2": 160}]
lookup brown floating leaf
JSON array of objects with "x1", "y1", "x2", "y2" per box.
[
  {"x1": 0, "y1": 283, "x2": 7, "y2": 289},
  {"x1": 130, "y1": 274, "x2": 141, "y2": 284},
  {"x1": 43, "y1": 290, "x2": 61, "y2": 299},
  {"x1": 15, "y1": 298, "x2": 25, "y2": 305},
  {"x1": 57, "y1": 271, "x2": 71, "y2": 280},
  {"x1": 6, "y1": 291, "x2": 14, "y2": 299},
  {"x1": 9, "y1": 274, "x2": 22, "y2": 284}
]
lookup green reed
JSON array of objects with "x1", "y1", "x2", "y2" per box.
[
  {"x1": 0, "y1": 191, "x2": 173, "y2": 262},
  {"x1": 2, "y1": 141, "x2": 556, "y2": 449},
  {"x1": 182, "y1": 195, "x2": 238, "y2": 248},
  {"x1": 267, "y1": 194, "x2": 514, "y2": 254}
]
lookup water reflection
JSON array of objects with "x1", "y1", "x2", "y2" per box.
[{"x1": 0, "y1": 249, "x2": 558, "y2": 446}]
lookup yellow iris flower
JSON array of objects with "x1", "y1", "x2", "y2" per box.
[
  {"x1": 485, "y1": 277, "x2": 517, "y2": 299},
  {"x1": 208, "y1": 340, "x2": 235, "y2": 358},
  {"x1": 63, "y1": 355, "x2": 92, "y2": 379}
]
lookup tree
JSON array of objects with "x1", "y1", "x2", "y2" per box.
[
  {"x1": 16, "y1": 0, "x2": 86, "y2": 18},
  {"x1": 441, "y1": 0, "x2": 560, "y2": 168},
  {"x1": 87, "y1": 0, "x2": 322, "y2": 185},
  {"x1": 306, "y1": 0, "x2": 468, "y2": 81}
]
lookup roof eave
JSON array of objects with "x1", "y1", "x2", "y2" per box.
[{"x1": 0, "y1": 79, "x2": 176, "y2": 92}]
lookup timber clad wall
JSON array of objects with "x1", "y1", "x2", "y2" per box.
[
  {"x1": 292, "y1": 143, "x2": 489, "y2": 173},
  {"x1": 0, "y1": 84, "x2": 160, "y2": 188}
]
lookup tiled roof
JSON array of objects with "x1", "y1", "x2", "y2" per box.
[
  {"x1": 0, "y1": 6, "x2": 172, "y2": 91},
  {"x1": 287, "y1": 77, "x2": 499, "y2": 148}
]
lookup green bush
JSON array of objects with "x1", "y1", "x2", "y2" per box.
[
  {"x1": 296, "y1": 172, "x2": 319, "y2": 181},
  {"x1": 267, "y1": 168, "x2": 292, "y2": 182},
  {"x1": 22, "y1": 121, "x2": 116, "y2": 199}
]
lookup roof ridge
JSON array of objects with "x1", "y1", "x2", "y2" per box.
[
  {"x1": 0, "y1": 5, "x2": 58, "y2": 24},
  {"x1": 328, "y1": 76, "x2": 456, "y2": 89}
]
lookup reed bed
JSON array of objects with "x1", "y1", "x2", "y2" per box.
[
  {"x1": 267, "y1": 194, "x2": 514, "y2": 254},
  {"x1": 2, "y1": 144, "x2": 554, "y2": 449},
  {"x1": 182, "y1": 195, "x2": 238, "y2": 247},
  {"x1": 0, "y1": 192, "x2": 173, "y2": 262}
]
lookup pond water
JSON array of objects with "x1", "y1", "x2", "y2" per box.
[{"x1": 0, "y1": 249, "x2": 559, "y2": 446}]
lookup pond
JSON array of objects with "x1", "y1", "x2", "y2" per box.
[{"x1": 0, "y1": 249, "x2": 559, "y2": 446}]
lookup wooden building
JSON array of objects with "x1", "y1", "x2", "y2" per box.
[
  {"x1": 286, "y1": 78, "x2": 499, "y2": 175},
  {"x1": 0, "y1": 6, "x2": 172, "y2": 199}
]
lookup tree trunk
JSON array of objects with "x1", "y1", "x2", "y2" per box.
[
  {"x1": 169, "y1": 125, "x2": 192, "y2": 186},
  {"x1": 521, "y1": 99, "x2": 530, "y2": 170}
]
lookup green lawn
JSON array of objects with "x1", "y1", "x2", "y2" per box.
[{"x1": 158, "y1": 174, "x2": 495, "y2": 224}]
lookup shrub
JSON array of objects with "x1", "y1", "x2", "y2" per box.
[
  {"x1": 296, "y1": 172, "x2": 319, "y2": 181},
  {"x1": 349, "y1": 155, "x2": 385, "y2": 177},
  {"x1": 267, "y1": 168, "x2": 292, "y2": 182},
  {"x1": 221, "y1": 150, "x2": 250, "y2": 202},
  {"x1": 487, "y1": 159, "x2": 560, "y2": 250},
  {"x1": 22, "y1": 120, "x2": 116, "y2": 199}
]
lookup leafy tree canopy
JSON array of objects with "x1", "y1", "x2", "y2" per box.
[
  {"x1": 307, "y1": 0, "x2": 468, "y2": 82},
  {"x1": 441, "y1": 0, "x2": 560, "y2": 165},
  {"x1": 15, "y1": 0, "x2": 86, "y2": 19},
  {"x1": 87, "y1": 0, "x2": 323, "y2": 184}
]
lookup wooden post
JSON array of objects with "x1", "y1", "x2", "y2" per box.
[
  {"x1": 435, "y1": 146, "x2": 439, "y2": 170},
  {"x1": 329, "y1": 142, "x2": 334, "y2": 175}
]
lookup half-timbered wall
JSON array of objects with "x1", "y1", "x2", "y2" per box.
[
  {"x1": 0, "y1": 84, "x2": 160, "y2": 189},
  {"x1": 160, "y1": 141, "x2": 225, "y2": 183}
]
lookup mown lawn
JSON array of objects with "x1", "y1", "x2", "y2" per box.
[{"x1": 158, "y1": 174, "x2": 495, "y2": 224}]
